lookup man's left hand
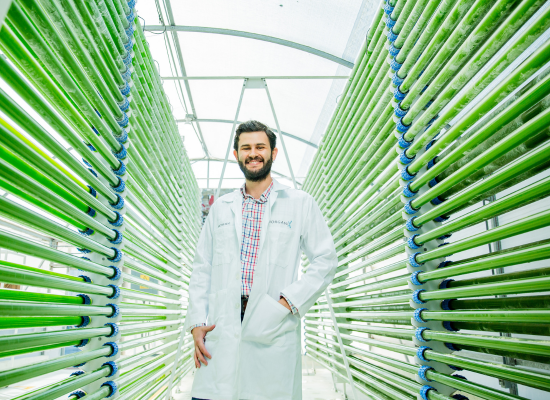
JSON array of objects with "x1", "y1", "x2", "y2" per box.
[{"x1": 278, "y1": 297, "x2": 291, "y2": 311}]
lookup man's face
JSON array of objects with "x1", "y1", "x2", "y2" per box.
[{"x1": 233, "y1": 131, "x2": 278, "y2": 182}]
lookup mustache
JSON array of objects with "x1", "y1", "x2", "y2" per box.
[{"x1": 245, "y1": 156, "x2": 264, "y2": 163}]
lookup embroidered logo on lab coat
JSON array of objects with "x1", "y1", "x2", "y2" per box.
[{"x1": 270, "y1": 220, "x2": 292, "y2": 229}]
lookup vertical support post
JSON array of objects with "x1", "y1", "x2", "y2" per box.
[
  {"x1": 207, "y1": 159, "x2": 210, "y2": 189},
  {"x1": 264, "y1": 80, "x2": 297, "y2": 189},
  {"x1": 217, "y1": 79, "x2": 247, "y2": 199},
  {"x1": 324, "y1": 288, "x2": 359, "y2": 400}
]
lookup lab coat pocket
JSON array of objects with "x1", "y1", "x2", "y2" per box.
[
  {"x1": 243, "y1": 293, "x2": 290, "y2": 346},
  {"x1": 206, "y1": 291, "x2": 223, "y2": 341}
]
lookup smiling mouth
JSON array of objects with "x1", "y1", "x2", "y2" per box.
[{"x1": 247, "y1": 160, "x2": 263, "y2": 167}]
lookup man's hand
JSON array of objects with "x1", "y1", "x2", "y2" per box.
[
  {"x1": 192, "y1": 324, "x2": 215, "y2": 368},
  {"x1": 278, "y1": 297, "x2": 291, "y2": 311}
]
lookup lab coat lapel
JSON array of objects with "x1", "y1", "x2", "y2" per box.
[
  {"x1": 257, "y1": 189, "x2": 278, "y2": 259},
  {"x1": 230, "y1": 190, "x2": 243, "y2": 249}
]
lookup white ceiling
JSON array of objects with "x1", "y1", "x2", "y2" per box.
[{"x1": 137, "y1": 0, "x2": 378, "y2": 189}]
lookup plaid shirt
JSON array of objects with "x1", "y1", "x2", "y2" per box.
[{"x1": 190, "y1": 181, "x2": 297, "y2": 332}]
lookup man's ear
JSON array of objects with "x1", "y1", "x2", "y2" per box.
[
  {"x1": 233, "y1": 149, "x2": 239, "y2": 161},
  {"x1": 272, "y1": 147, "x2": 278, "y2": 162}
]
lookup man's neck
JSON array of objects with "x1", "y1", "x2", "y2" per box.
[{"x1": 245, "y1": 175, "x2": 273, "y2": 199}]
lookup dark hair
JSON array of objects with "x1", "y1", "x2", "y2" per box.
[{"x1": 234, "y1": 120, "x2": 277, "y2": 152}]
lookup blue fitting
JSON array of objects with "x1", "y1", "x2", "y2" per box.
[
  {"x1": 76, "y1": 316, "x2": 90, "y2": 328},
  {"x1": 86, "y1": 143, "x2": 96, "y2": 152},
  {"x1": 109, "y1": 265, "x2": 122, "y2": 281},
  {"x1": 401, "y1": 165, "x2": 416, "y2": 181},
  {"x1": 420, "y1": 385, "x2": 435, "y2": 400},
  {"x1": 383, "y1": 2, "x2": 394, "y2": 15},
  {"x1": 73, "y1": 362, "x2": 86, "y2": 367},
  {"x1": 453, "y1": 374, "x2": 467, "y2": 380},
  {"x1": 393, "y1": 86, "x2": 408, "y2": 102},
  {"x1": 126, "y1": 9, "x2": 135, "y2": 23},
  {"x1": 110, "y1": 194, "x2": 125, "y2": 210},
  {"x1": 395, "y1": 105, "x2": 408, "y2": 120},
  {"x1": 412, "y1": 289, "x2": 426, "y2": 304},
  {"x1": 415, "y1": 327, "x2": 430, "y2": 342},
  {"x1": 410, "y1": 271, "x2": 423, "y2": 286},
  {"x1": 409, "y1": 252, "x2": 423, "y2": 268},
  {"x1": 101, "y1": 381, "x2": 118, "y2": 398},
  {"x1": 123, "y1": 51, "x2": 132, "y2": 67},
  {"x1": 91, "y1": 126, "x2": 100, "y2": 135},
  {"x1": 78, "y1": 227, "x2": 94, "y2": 236},
  {"x1": 399, "y1": 149, "x2": 415, "y2": 165},
  {"x1": 107, "y1": 303, "x2": 120, "y2": 318},
  {"x1": 452, "y1": 394, "x2": 469, "y2": 400},
  {"x1": 109, "y1": 229, "x2": 123, "y2": 244},
  {"x1": 125, "y1": 23, "x2": 135, "y2": 38},
  {"x1": 118, "y1": 97, "x2": 130, "y2": 112},
  {"x1": 443, "y1": 321, "x2": 458, "y2": 332},
  {"x1": 104, "y1": 341, "x2": 119, "y2": 357},
  {"x1": 88, "y1": 168, "x2": 98, "y2": 178},
  {"x1": 87, "y1": 185, "x2": 97, "y2": 198},
  {"x1": 70, "y1": 371, "x2": 85, "y2": 378},
  {"x1": 398, "y1": 133, "x2": 411, "y2": 150},
  {"x1": 75, "y1": 338, "x2": 89, "y2": 348},
  {"x1": 439, "y1": 279, "x2": 454, "y2": 289},
  {"x1": 128, "y1": 0, "x2": 136, "y2": 11},
  {"x1": 104, "y1": 322, "x2": 119, "y2": 337},
  {"x1": 107, "y1": 284, "x2": 120, "y2": 299},
  {"x1": 431, "y1": 196, "x2": 444, "y2": 205},
  {"x1": 69, "y1": 390, "x2": 87, "y2": 398},
  {"x1": 406, "y1": 216, "x2": 419, "y2": 232},
  {"x1": 441, "y1": 299, "x2": 453, "y2": 310},
  {"x1": 417, "y1": 346, "x2": 431, "y2": 362},
  {"x1": 117, "y1": 112, "x2": 129, "y2": 128},
  {"x1": 94, "y1": 108, "x2": 102, "y2": 118},
  {"x1": 388, "y1": 43, "x2": 400, "y2": 57},
  {"x1": 438, "y1": 261, "x2": 451, "y2": 269},
  {"x1": 426, "y1": 140, "x2": 436, "y2": 150},
  {"x1": 397, "y1": 119, "x2": 411, "y2": 134},
  {"x1": 418, "y1": 365, "x2": 433, "y2": 382},
  {"x1": 111, "y1": 177, "x2": 126, "y2": 193},
  {"x1": 86, "y1": 206, "x2": 96, "y2": 217},
  {"x1": 404, "y1": 199, "x2": 419, "y2": 215},
  {"x1": 120, "y1": 81, "x2": 131, "y2": 96},
  {"x1": 386, "y1": 28, "x2": 398, "y2": 42},
  {"x1": 80, "y1": 257, "x2": 91, "y2": 263},
  {"x1": 77, "y1": 294, "x2": 91, "y2": 305},
  {"x1": 390, "y1": 58, "x2": 403, "y2": 71},
  {"x1": 449, "y1": 364, "x2": 463, "y2": 371},
  {"x1": 109, "y1": 211, "x2": 124, "y2": 227},
  {"x1": 386, "y1": 16, "x2": 397, "y2": 29},
  {"x1": 434, "y1": 215, "x2": 449, "y2": 223},
  {"x1": 82, "y1": 158, "x2": 91, "y2": 168},
  {"x1": 79, "y1": 275, "x2": 92, "y2": 283},
  {"x1": 102, "y1": 361, "x2": 118, "y2": 377},
  {"x1": 107, "y1": 247, "x2": 123, "y2": 262},
  {"x1": 403, "y1": 182, "x2": 418, "y2": 198},
  {"x1": 407, "y1": 234, "x2": 421, "y2": 250},
  {"x1": 112, "y1": 160, "x2": 126, "y2": 176},
  {"x1": 392, "y1": 72, "x2": 405, "y2": 86},
  {"x1": 420, "y1": 85, "x2": 429, "y2": 94},
  {"x1": 121, "y1": 67, "x2": 132, "y2": 82},
  {"x1": 77, "y1": 248, "x2": 90, "y2": 254},
  {"x1": 438, "y1": 233, "x2": 452, "y2": 240},
  {"x1": 427, "y1": 157, "x2": 437, "y2": 170},
  {"x1": 414, "y1": 307, "x2": 427, "y2": 323},
  {"x1": 113, "y1": 145, "x2": 127, "y2": 160},
  {"x1": 428, "y1": 177, "x2": 439, "y2": 188},
  {"x1": 116, "y1": 129, "x2": 128, "y2": 144}
]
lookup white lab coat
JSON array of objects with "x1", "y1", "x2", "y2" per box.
[{"x1": 183, "y1": 179, "x2": 337, "y2": 400}]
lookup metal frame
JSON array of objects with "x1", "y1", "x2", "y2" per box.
[
  {"x1": 177, "y1": 119, "x2": 318, "y2": 148},
  {"x1": 144, "y1": 25, "x2": 354, "y2": 68},
  {"x1": 163, "y1": 76, "x2": 350, "y2": 80}
]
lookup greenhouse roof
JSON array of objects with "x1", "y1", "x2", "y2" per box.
[{"x1": 138, "y1": 0, "x2": 378, "y2": 191}]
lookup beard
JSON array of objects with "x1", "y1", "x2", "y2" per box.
[{"x1": 237, "y1": 153, "x2": 273, "y2": 182}]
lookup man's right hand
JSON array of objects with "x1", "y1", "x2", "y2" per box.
[{"x1": 192, "y1": 324, "x2": 215, "y2": 368}]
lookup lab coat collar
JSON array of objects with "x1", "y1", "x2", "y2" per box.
[{"x1": 221, "y1": 178, "x2": 289, "y2": 204}]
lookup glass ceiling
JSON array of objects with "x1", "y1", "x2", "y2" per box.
[{"x1": 137, "y1": 0, "x2": 378, "y2": 190}]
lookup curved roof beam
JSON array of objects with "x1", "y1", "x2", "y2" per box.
[
  {"x1": 190, "y1": 158, "x2": 303, "y2": 186},
  {"x1": 143, "y1": 25, "x2": 354, "y2": 68},
  {"x1": 177, "y1": 119, "x2": 318, "y2": 149}
]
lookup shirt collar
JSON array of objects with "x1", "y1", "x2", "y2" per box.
[{"x1": 240, "y1": 180, "x2": 274, "y2": 203}]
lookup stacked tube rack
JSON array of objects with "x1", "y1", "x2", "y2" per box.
[
  {"x1": 0, "y1": 0, "x2": 200, "y2": 398},
  {"x1": 303, "y1": 0, "x2": 550, "y2": 399}
]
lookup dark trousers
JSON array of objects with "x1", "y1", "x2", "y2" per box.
[{"x1": 192, "y1": 296, "x2": 249, "y2": 400}]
